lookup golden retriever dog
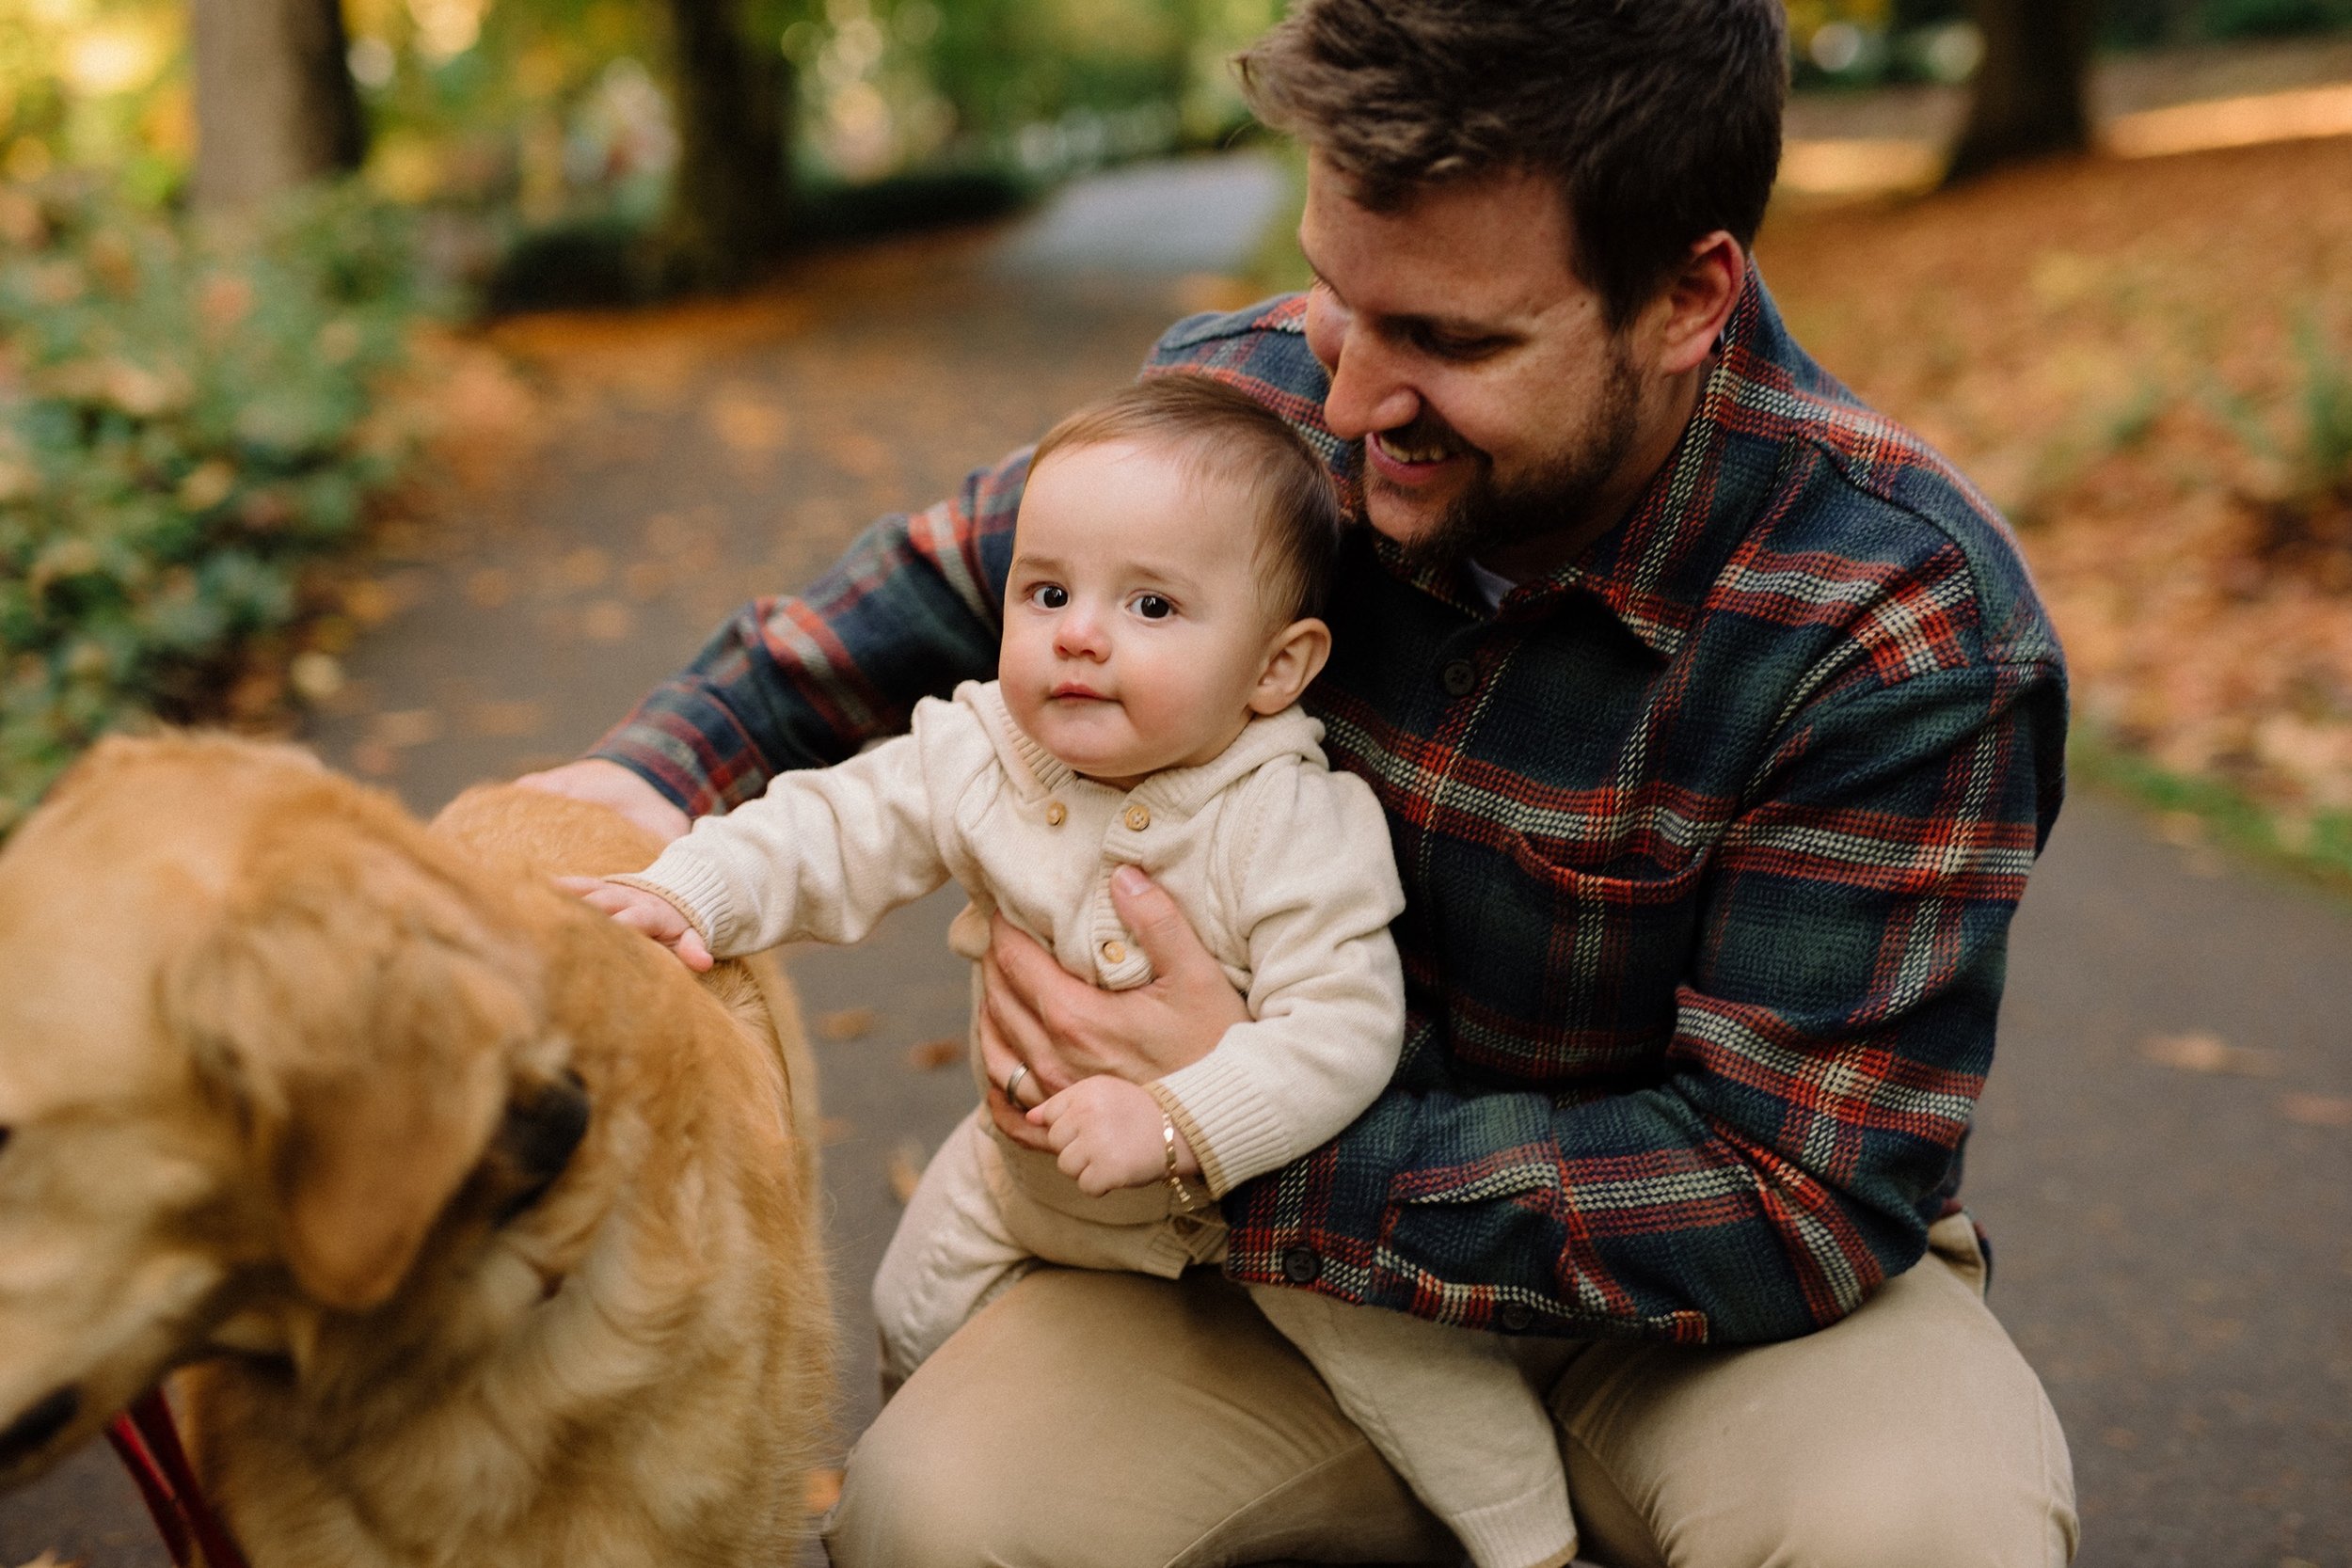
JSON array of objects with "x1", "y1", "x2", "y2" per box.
[{"x1": 0, "y1": 732, "x2": 831, "y2": 1566}]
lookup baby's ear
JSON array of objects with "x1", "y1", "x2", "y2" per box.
[{"x1": 1249, "y1": 616, "x2": 1332, "y2": 714}]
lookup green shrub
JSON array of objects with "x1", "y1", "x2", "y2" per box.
[{"x1": 0, "y1": 177, "x2": 425, "y2": 831}]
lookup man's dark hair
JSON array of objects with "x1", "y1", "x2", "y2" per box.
[
  {"x1": 1237, "y1": 0, "x2": 1788, "y2": 329},
  {"x1": 1030, "y1": 374, "x2": 1344, "y2": 623}
]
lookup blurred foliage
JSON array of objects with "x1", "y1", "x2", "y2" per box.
[
  {"x1": 6, "y1": 0, "x2": 2347, "y2": 238},
  {"x1": 0, "y1": 0, "x2": 1288, "y2": 253},
  {"x1": 0, "y1": 174, "x2": 425, "y2": 828},
  {"x1": 1793, "y1": 0, "x2": 2352, "y2": 87}
]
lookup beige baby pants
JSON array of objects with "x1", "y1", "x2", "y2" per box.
[
  {"x1": 872, "y1": 1112, "x2": 1579, "y2": 1568},
  {"x1": 837, "y1": 1210, "x2": 2075, "y2": 1568}
]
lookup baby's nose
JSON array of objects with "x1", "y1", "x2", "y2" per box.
[{"x1": 1055, "y1": 607, "x2": 1110, "y2": 657}]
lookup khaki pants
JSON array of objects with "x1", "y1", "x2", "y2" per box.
[{"x1": 825, "y1": 1214, "x2": 2077, "y2": 1568}]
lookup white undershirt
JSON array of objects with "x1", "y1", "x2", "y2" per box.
[{"x1": 1464, "y1": 557, "x2": 1517, "y2": 613}]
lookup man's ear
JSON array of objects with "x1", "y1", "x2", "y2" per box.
[
  {"x1": 1645, "y1": 231, "x2": 1747, "y2": 376},
  {"x1": 1249, "y1": 616, "x2": 1333, "y2": 715},
  {"x1": 167, "y1": 828, "x2": 542, "y2": 1312}
]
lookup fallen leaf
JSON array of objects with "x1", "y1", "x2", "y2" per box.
[
  {"x1": 2155, "y1": 810, "x2": 2205, "y2": 848},
  {"x1": 2278, "y1": 1092, "x2": 2352, "y2": 1128},
  {"x1": 1168, "y1": 272, "x2": 1260, "y2": 314},
  {"x1": 623, "y1": 561, "x2": 669, "y2": 600},
  {"x1": 817, "y1": 1007, "x2": 876, "y2": 1041},
  {"x1": 580, "y1": 599, "x2": 635, "y2": 642},
  {"x1": 14, "y1": 1553, "x2": 82, "y2": 1568},
  {"x1": 342, "y1": 578, "x2": 401, "y2": 626},
  {"x1": 819, "y1": 429, "x2": 892, "y2": 479},
  {"x1": 368, "y1": 708, "x2": 443, "y2": 750},
  {"x1": 906, "y1": 1037, "x2": 961, "y2": 1071},
  {"x1": 349, "y1": 740, "x2": 399, "y2": 778},
  {"x1": 818, "y1": 1116, "x2": 854, "y2": 1147},
  {"x1": 289, "y1": 651, "x2": 345, "y2": 702},
  {"x1": 803, "y1": 1466, "x2": 845, "y2": 1515},
  {"x1": 707, "y1": 384, "x2": 793, "y2": 454},
  {"x1": 465, "y1": 566, "x2": 516, "y2": 609},
  {"x1": 559, "y1": 546, "x2": 612, "y2": 591},
  {"x1": 2139, "y1": 1032, "x2": 2280, "y2": 1077},
  {"x1": 465, "y1": 699, "x2": 547, "y2": 739},
  {"x1": 2100, "y1": 1425, "x2": 2139, "y2": 1451},
  {"x1": 887, "y1": 1137, "x2": 927, "y2": 1204}
]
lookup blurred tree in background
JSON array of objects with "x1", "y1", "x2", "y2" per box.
[
  {"x1": 1947, "y1": 0, "x2": 2098, "y2": 181},
  {"x1": 189, "y1": 0, "x2": 366, "y2": 212}
]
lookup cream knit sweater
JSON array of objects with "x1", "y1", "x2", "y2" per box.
[{"x1": 622, "y1": 680, "x2": 1406, "y2": 1198}]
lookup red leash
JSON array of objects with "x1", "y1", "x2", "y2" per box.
[{"x1": 106, "y1": 1389, "x2": 254, "y2": 1568}]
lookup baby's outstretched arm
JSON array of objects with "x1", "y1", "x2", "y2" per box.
[
  {"x1": 1028, "y1": 1076, "x2": 1200, "y2": 1197},
  {"x1": 557, "y1": 876, "x2": 715, "y2": 972}
]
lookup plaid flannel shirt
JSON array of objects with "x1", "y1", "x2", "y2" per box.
[{"x1": 595, "y1": 272, "x2": 2067, "y2": 1345}]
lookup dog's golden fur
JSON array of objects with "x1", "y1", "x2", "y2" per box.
[{"x1": 0, "y1": 733, "x2": 830, "y2": 1566}]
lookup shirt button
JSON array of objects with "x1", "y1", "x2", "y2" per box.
[
  {"x1": 1281, "y1": 1245, "x2": 1321, "y2": 1284},
  {"x1": 1439, "y1": 658, "x2": 1478, "y2": 698},
  {"x1": 1043, "y1": 800, "x2": 1067, "y2": 827},
  {"x1": 1499, "y1": 1301, "x2": 1534, "y2": 1332},
  {"x1": 1102, "y1": 939, "x2": 1127, "y2": 964},
  {"x1": 1123, "y1": 803, "x2": 1152, "y2": 832}
]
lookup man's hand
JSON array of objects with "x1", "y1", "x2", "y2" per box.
[
  {"x1": 557, "y1": 876, "x2": 714, "y2": 972},
  {"x1": 516, "y1": 759, "x2": 691, "y2": 845},
  {"x1": 1027, "y1": 1076, "x2": 1200, "y2": 1197},
  {"x1": 977, "y1": 865, "x2": 1249, "y2": 1148}
]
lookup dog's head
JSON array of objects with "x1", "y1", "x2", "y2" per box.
[{"x1": 0, "y1": 734, "x2": 580, "y2": 1482}]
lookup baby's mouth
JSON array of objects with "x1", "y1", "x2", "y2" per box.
[{"x1": 1051, "y1": 681, "x2": 1111, "y2": 701}]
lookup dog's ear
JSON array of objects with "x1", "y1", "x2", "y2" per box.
[{"x1": 167, "y1": 826, "x2": 542, "y2": 1313}]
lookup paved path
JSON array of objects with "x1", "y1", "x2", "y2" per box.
[{"x1": 5, "y1": 154, "x2": 2347, "y2": 1568}]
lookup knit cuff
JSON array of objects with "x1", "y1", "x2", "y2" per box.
[
  {"x1": 608, "y1": 846, "x2": 732, "y2": 954},
  {"x1": 1151, "y1": 1039, "x2": 1291, "y2": 1199},
  {"x1": 1448, "y1": 1474, "x2": 1578, "y2": 1568}
]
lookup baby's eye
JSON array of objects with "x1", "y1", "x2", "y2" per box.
[
  {"x1": 1130, "y1": 594, "x2": 1174, "y2": 621},
  {"x1": 1026, "y1": 583, "x2": 1069, "y2": 610}
]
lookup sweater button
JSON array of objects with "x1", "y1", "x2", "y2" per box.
[
  {"x1": 1044, "y1": 800, "x2": 1066, "y2": 827},
  {"x1": 1281, "y1": 1245, "x2": 1321, "y2": 1284},
  {"x1": 1123, "y1": 803, "x2": 1152, "y2": 832},
  {"x1": 1102, "y1": 939, "x2": 1127, "y2": 964},
  {"x1": 1499, "y1": 1301, "x2": 1534, "y2": 1332},
  {"x1": 1439, "y1": 658, "x2": 1478, "y2": 698}
]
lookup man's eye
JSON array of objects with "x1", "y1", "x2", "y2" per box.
[
  {"x1": 1028, "y1": 583, "x2": 1069, "y2": 610},
  {"x1": 1411, "y1": 325, "x2": 1502, "y2": 360},
  {"x1": 1131, "y1": 594, "x2": 1173, "y2": 621}
]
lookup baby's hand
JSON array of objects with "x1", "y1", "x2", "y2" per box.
[
  {"x1": 1028, "y1": 1076, "x2": 1199, "y2": 1197},
  {"x1": 556, "y1": 876, "x2": 714, "y2": 972}
]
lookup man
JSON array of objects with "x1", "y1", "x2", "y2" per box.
[{"x1": 526, "y1": 2, "x2": 2079, "y2": 1562}]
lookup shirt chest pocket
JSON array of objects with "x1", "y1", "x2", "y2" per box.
[{"x1": 1447, "y1": 830, "x2": 1710, "y2": 1079}]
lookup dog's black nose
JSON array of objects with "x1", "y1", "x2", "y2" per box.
[{"x1": 0, "y1": 1385, "x2": 80, "y2": 1467}]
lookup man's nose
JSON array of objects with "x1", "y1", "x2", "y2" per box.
[{"x1": 1313, "y1": 310, "x2": 1420, "y2": 442}]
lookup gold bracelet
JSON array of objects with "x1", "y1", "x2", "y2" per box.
[{"x1": 1162, "y1": 1112, "x2": 1198, "y2": 1213}]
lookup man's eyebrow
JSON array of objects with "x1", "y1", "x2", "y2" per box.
[{"x1": 1296, "y1": 237, "x2": 1516, "y2": 341}]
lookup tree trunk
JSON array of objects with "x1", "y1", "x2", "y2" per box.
[
  {"x1": 656, "y1": 0, "x2": 792, "y2": 289},
  {"x1": 1944, "y1": 0, "x2": 2096, "y2": 184},
  {"x1": 190, "y1": 0, "x2": 366, "y2": 213}
]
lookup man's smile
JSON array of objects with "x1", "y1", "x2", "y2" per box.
[{"x1": 1366, "y1": 417, "x2": 1477, "y2": 486}]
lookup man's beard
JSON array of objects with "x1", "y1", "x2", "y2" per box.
[{"x1": 1380, "y1": 341, "x2": 1645, "y2": 578}]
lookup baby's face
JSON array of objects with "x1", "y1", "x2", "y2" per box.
[{"x1": 1001, "y1": 438, "x2": 1289, "y2": 790}]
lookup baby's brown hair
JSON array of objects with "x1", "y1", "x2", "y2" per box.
[{"x1": 1028, "y1": 374, "x2": 1345, "y2": 624}]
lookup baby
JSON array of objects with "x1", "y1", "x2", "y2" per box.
[{"x1": 574, "y1": 375, "x2": 1578, "y2": 1568}]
